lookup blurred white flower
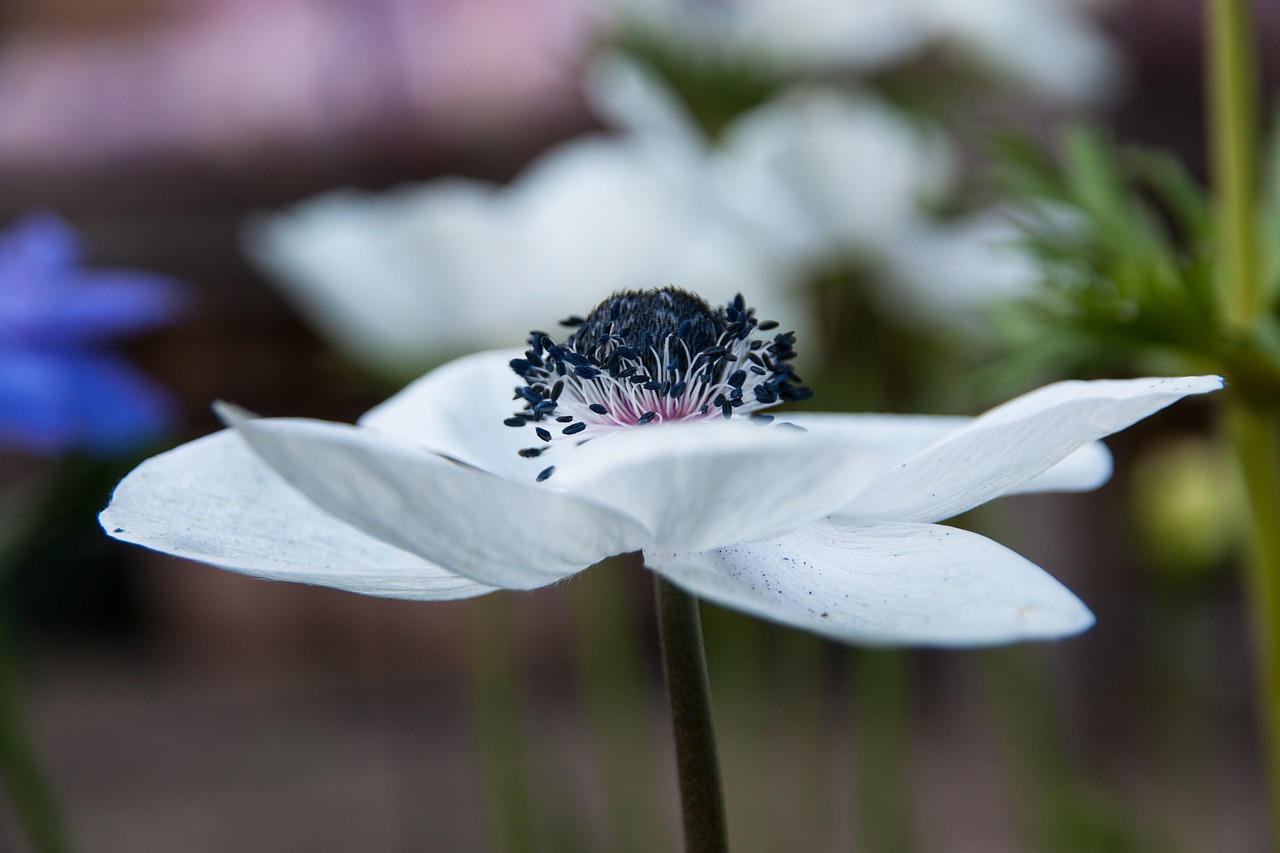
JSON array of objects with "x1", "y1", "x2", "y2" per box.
[
  {"x1": 101, "y1": 287, "x2": 1222, "y2": 645},
  {"x1": 246, "y1": 63, "x2": 799, "y2": 375},
  {"x1": 691, "y1": 83, "x2": 1042, "y2": 330},
  {"x1": 601, "y1": 0, "x2": 926, "y2": 73},
  {"x1": 714, "y1": 88, "x2": 954, "y2": 254},
  {"x1": 589, "y1": 57, "x2": 1045, "y2": 331},
  {"x1": 248, "y1": 53, "x2": 1059, "y2": 378},
  {"x1": 600, "y1": 0, "x2": 1121, "y2": 103},
  {"x1": 875, "y1": 211, "x2": 1042, "y2": 328},
  {"x1": 915, "y1": 0, "x2": 1121, "y2": 104},
  {"x1": 246, "y1": 179, "x2": 516, "y2": 374}
]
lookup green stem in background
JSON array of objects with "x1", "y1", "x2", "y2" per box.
[
  {"x1": 1227, "y1": 399, "x2": 1280, "y2": 842},
  {"x1": 0, "y1": 626, "x2": 71, "y2": 853},
  {"x1": 1208, "y1": 0, "x2": 1262, "y2": 328},
  {"x1": 854, "y1": 649, "x2": 916, "y2": 853},
  {"x1": 569, "y1": 560, "x2": 670, "y2": 852},
  {"x1": 653, "y1": 575, "x2": 729, "y2": 853},
  {"x1": 468, "y1": 596, "x2": 539, "y2": 853},
  {"x1": 985, "y1": 648, "x2": 1153, "y2": 852},
  {"x1": 1207, "y1": 0, "x2": 1280, "y2": 843}
]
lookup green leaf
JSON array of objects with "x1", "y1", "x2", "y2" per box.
[
  {"x1": 1127, "y1": 149, "x2": 1212, "y2": 240},
  {"x1": 988, "y1": 124, "x2": 1234, "y2": 387}
]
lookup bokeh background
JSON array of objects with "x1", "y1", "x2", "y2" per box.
[{"x1": 1, "y1": 0, "x2": 1278, "y2": 850}]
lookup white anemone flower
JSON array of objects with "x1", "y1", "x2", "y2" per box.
[
  {"x1": 101, "y1": 289, "x2": 1221, "y2": 646},
  {"x1": 702, "y1": 82, "x2": 1043, "y2": 329},
  {"x1": 244, "y1": 54, "x2": 1041, "y2": 380},
  {"x1": 588, "y1": 57, "x2": 1034, "y2": 331},
  {"x1": 713, "y1": 88, "x2": 954, "y2": 255},
  {"x1": 244, "y1": 67, "x2": 797, "y2": 376}
]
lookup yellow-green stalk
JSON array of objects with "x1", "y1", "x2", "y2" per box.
[{"x1": 1207, "y1": 0, "x2": 1280, "y2": 843}]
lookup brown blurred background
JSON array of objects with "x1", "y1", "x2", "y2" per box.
[{"x1": 1, "y1": 0, "x2": 1278, "y2": 851}]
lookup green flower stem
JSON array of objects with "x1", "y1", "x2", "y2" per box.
[
  {"x1": 653, "y1": 575, "x2": 729, "y2": 853},
  {"x1": 854, "y1": 649, "x2": 916, "y2": 853},
  {"x1": 0, "y1": 627, "x2": 71, "y2": 853},
  {"x1": 468, "y1": 596, "x2": 539, "y2": 853},
  {"x1": 985, "y1": 647, "x2": 1150, "y2": 850},
  {"x1": 1208, "y1": 0, "x2": 1262, "y2": 328},
  {"x1": 1228, "y1": 399, "x2": 1280, "y2": 839},
  {"x1": 1207, "y1": 0, "x2": 1280, "y2": 842}
]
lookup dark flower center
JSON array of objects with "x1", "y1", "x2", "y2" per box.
[
  {"x1": 571, "y1": 287, "x2": 728, "y2": 369},
  {"x1": 504, "y1": 286, "x2": 813, "y2": 479}
]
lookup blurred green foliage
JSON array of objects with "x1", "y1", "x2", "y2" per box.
[{"x1": 990, "y1": 125, "x2": 1280, "y2": 394}]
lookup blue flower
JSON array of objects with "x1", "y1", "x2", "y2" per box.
[{"x1": 0, "y1": 212, "x2": 185, "y2": 455}]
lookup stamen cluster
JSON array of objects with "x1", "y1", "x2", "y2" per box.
[{"x1": 504, "y1": 288, "x2": 813, "y2": 479}]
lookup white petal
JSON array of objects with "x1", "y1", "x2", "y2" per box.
[
  {"x1": 553, "y1": 420, "x2": 882, "y2": 552},
  {"x1": 733, "y1": 0, "x2": 928, "y2": 71},
  {"x1": 646, "y1": 519, "x2": 1094, "y2": 646},
  {"x1": 232, "y1": 416, "x2": 652, "y2": 589},
  {"x1": 719, "y1": 90, "x2": 953, "y2": 252},
  {"x1": 782, "y1": 412, "x2": 965, "y2": 457},
  {"x1": 837, "y1": 376, "x2": 1222, "y2": 523},
  {"x1": 921, "y1": 0, "x2": 1122, "y2": 104},
  {"x1": 242, "y1": 181, "x2": 516, "y2": 376},
  {"x1": 785, "y1": 413, "x2": 1113, "y2": 495},
  {"x1": 357, "y1": 349, "x2": 541, "y2": 480},
  {"x1": 1007, "y1": 440, "x2": 1112, "y2": 495},
  {"x1": 876, "y1": 212, "x2": 1040, "y2": 329},
  {"x1": 100, "y1": 430, "x2": 496, "y2": 600},
  {"x1": 511, "y1": 135, "x2": 800, "y2": 317}
]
